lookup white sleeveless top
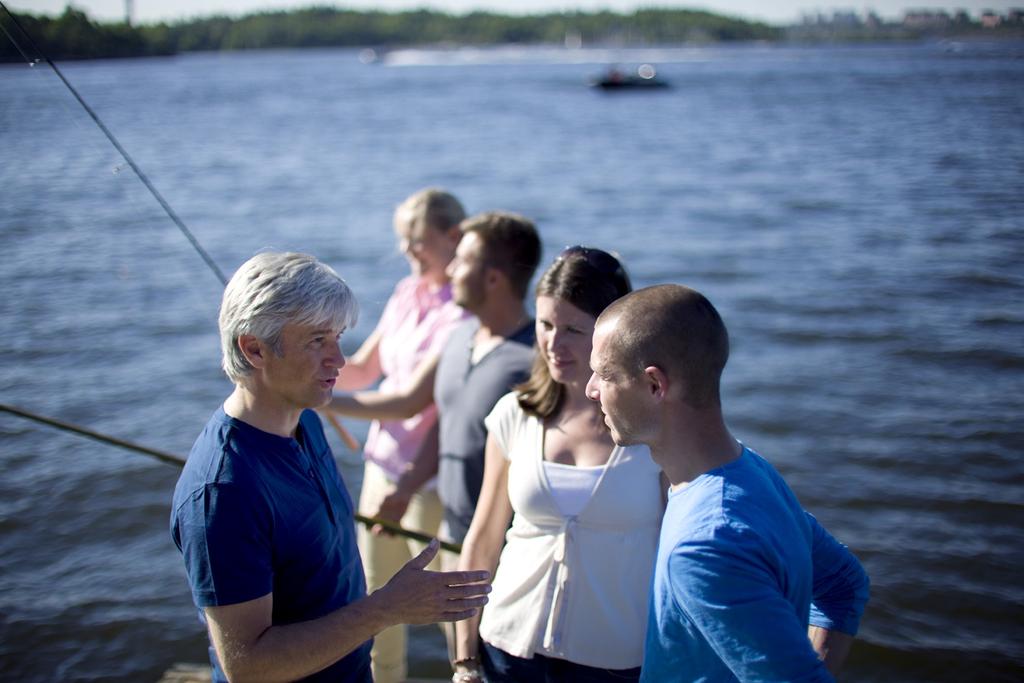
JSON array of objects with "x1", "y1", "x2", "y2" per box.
[
  {"x1": 542, "y1": 461, "x2": 605, "y2": 517},
  {"x1": 479, "y1": 392, "x2": 663, "y2": 668}
]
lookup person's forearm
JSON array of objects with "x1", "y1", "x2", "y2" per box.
[
  {"x1": 331, "y1": 354, "x2": 439, "y2": 421},
  {"x1": 808, "y1": 625, "x2": 854, "y2": 679},
  {"x1": 454, "y1": 540, "x2": 489, "y2": 659},
  {"x1": 213, "y1": 593, "x2": 392, "y2": 682},
  {"x1": 335, "y1": 329, "x2": 383, "y2": 391},
  {"x1": 453, "y1": 531, "x2": 504, "y2": 661},
  {"x1": 396, "y1": 427, "x2": 440, "y2": 496},
  {"x1": 453, "y1": 583, "x2": 486, "y2": 665},
  {"x1": 208, "y1": 542, "x2": 491, "y2": 683},
  {"x1": 366, "y1": 427, "x2": 439, "y2": 534},
  {"x1": 454, "y1": 608, "x2": 483, "y2": 657},
  {"x1": 328, "y1": 390, "x2": 431, "y2": 421},
  {"x1": 334, "y1": 363, "x2": 379, "y2": 391},
  {"x1": 807, "y1": 512, "x2": 870, "y2": 635}
]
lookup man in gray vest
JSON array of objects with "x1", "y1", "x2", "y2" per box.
[
  {"x1": 328, "y1": 210, "x2": 540, "y2": 540},
  {"x1": 433, "y1": 212, "x2": 540, "y2": 545},
  {"x1": 328, "y1": 213, "x2": 540, "y2": 673}
]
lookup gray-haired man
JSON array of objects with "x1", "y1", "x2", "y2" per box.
[{"x1": 171, "y1": 252, "x2": 490, "y2": 683}]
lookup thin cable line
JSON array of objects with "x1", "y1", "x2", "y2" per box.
[
  {"x1": 0, "y1": 403, "x2": 462, "y2": 554},
  {"x1": 0, "y1": 7, "x2": 35, "y2": 64},
  {"x1": 0, "y1": 1, "x2": 228, "y2": 286},
  {"x1": 0, "y1": 2, "x2": 364, "y2": 499},
  {"x1": 1, "y1": 401, "x2": 186, "y2": 467},
  {"x1": 1, "y1": 3, "x2": 360, "y2": 448}
]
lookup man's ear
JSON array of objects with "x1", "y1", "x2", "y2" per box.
[
  {"x1": 643, "y1": 365, "x2": 670, "y2": 401},
  {"x1": 484, "y1": 266, "x2": 503, "y2": 291},
  {"x1": 237, "y1": 335, "x2": 267, "y2": 369}
]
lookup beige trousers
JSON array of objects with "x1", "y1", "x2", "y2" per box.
[{"x1": 357, "y1": 461, "x2": 443, "y2": 683}]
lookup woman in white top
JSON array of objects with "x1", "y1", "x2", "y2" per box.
[{"x1": 452, "y1": 247, "x2": 665, "y2": 683}]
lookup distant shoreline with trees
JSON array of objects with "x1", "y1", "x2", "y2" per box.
[{"x1": 2, "y1": 6, "x2": 1022, "y2": 63}]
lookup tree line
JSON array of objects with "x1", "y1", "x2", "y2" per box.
[{"x1": 0, "y1": 6, "x2": 781, "y2": 62}]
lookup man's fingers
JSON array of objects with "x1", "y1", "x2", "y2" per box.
[
  {"x1": 441, "y1": 570, "x2": 491, "y2": 586},
  {"x1": 444, "y1": 582, "x2": 492, "y2": 599},
  {"x1": 409, "y1": 606, "x2": 484, "y2": 625},
  {"x1": 406, "y1": 537, "x2": 440, "y2": 569},
  {"x1": 435, "y1": 594, "x2": 491, "y2": 623},
  {"x1": 446, "y1": 595, "x2": 490, "y2": 612}
]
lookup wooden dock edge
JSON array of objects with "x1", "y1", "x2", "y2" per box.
[
  {"x1": 158, "y1": 663, "x2": 447, "y2": 683},
  {"x1": 157, "y1": 663, "x2": 210, "y2": 683}
]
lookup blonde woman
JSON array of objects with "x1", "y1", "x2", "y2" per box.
[{"x1": 333, "y1": 188, "x2": 466, "y2": 683}]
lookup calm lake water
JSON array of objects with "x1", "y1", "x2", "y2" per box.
[{"x1": 1, "y1": 41, "x2": 1022, "y2": 682}]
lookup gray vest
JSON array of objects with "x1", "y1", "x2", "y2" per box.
[{"x1": 434, "y1": 318, "x2": 535, "y2": 543}]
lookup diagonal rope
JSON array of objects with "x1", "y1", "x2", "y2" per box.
[
  {"x1": 0, "y1": 1, "x2": 228, "y2": 286},
  {"x1": 2, "y1": 401, "x2": 187, "y2": 467},
  {"x1": 0, "y1": 402, "x2": 461, "y2": 554},
  {"x1": 0, "y1": 1, "x2": 362, "y2": 451}
]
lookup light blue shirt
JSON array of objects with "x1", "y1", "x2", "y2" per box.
[{"x1": 640, "y1": 447, "x2": 869, "y2": 682}]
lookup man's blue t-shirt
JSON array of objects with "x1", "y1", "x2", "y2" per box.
[
  {"x1": 641, "y1": 447, "x2": 869, "y2": 683},
  {"x1": 171, "y1": 406, "x2": 371, "y2": 682}
]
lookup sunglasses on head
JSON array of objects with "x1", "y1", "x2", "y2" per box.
[{"x1": 558, "y1": 245, "x2": 626, "y2": 278}]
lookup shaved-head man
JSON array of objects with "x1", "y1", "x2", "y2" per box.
[{"x1": 587, "y1": 284, "x2": 869, "y2": 682}]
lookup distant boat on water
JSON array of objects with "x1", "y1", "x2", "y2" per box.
[{"x1": 591, "y1": 63, "x2": 669, "y2": 90}]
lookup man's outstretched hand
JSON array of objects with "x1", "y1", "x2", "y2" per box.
[{"x1": 374, "y1": 539, "x2": 492, "y2": 625}]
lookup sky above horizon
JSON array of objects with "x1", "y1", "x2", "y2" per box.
[{"x1": 7, "y1": 0, "x2": 1022, "y2": 25}]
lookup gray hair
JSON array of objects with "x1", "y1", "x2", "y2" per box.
[{"x1": 219, "y1": 252, "x2": 359, "y2": 383}]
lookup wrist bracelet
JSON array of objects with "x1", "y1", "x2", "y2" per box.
[{"x1": 452, "y1": 655, "x2": 479, "y2": 668}]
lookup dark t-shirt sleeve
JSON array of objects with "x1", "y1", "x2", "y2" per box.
[{"x1": 174, "y1": 479, "x2": 274, "y2": 607}]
